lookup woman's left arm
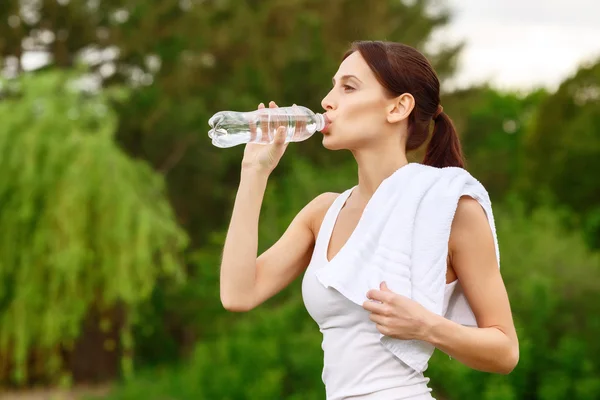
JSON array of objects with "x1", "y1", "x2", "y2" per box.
[
  {"x1": 364, "y1": 196, "x2": 519, "y2": 374},
  {"x1": 425, "y1": 196, "x2": 519, "y2": 374}
]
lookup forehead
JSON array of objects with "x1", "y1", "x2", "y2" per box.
[{"x1": 333, "y1": 51, "x2": 375, "y2": 83}]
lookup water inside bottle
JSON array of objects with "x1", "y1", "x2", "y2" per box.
[
  {"x1": 208, "y1": 109, "x2": 319, "y2": 147},
  {"x1": 208, "y1": 127, "x2": 252, "y2": 148},
  {"x1": 208, "y1": 112, "x2": 251, "y2": 147}
]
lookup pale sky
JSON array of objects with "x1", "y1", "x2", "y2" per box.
[
  {"x1": 18, "y1": 1, "x2": 600, "y2": 92},
  {"x1": 431, "y1": 0, "x2": 600, "y2": 91}
]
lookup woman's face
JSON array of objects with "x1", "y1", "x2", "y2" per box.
[{"x1": 320, "y1": 51, "x2": 399, "y2": 151}]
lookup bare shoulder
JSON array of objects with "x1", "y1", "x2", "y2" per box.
[
  {"x1": 450, "y1": 196, "x2": 491, "y2": 241},
  {"x1": 455, "y1": 195, "x2": 487, "y2": 217},
  {"x1": 449, "y1": 195, "x2": 498, "y2": 269},
  {"x1": 301, "y1": 192, "x2": 340, "y2": 238}
]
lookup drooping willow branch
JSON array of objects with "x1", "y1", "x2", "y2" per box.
[{"x1": 0, "y1": 71, "x2": 188, "y2": 385}]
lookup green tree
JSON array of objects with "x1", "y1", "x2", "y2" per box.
[
  {"x1": 0, "y1": 0, "x2": 463, "y2": 246},
  {"x1": 442, "y1": 86, "x2": 548, "y2": 200},
  {"x1": 520, "y1": 59, "x2": 600, "y2": 248},
  {"x1": 0, "y1": 70, "x2": 188, "y2": 386}
]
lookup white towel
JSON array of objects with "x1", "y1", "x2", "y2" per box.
[{"x1": 314, "y1": 162, "x2": 500, "y2": 372}]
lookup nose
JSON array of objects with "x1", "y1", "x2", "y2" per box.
[{"x1": 321, "y1": 89, "x2": 335, "y2": 111}]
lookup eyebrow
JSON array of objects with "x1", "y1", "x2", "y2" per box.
[{"x1": 332, "y1": 74, "x2": 362, "y2": 85}]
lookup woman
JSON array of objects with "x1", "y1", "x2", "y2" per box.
[{"x1": 219, "y1": 40, "x2": 519, "y2": 399}]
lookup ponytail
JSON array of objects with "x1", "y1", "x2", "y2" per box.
[{"x1": 423, "y1": 111, "x2": 465, "y2": 169}]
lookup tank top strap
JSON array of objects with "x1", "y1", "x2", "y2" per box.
[{"x1": 313, "y1": 187, "x2": 356, "y2": 254}]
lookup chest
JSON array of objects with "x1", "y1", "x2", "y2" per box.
[{"x1": 326, "y1": 206, "x2": 363, "y2": 263}]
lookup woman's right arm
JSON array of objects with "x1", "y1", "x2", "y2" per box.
[
  {"x1": 220, "y1": 167, "x2": 334, "y2": 312},
  {"x1": 219, "y1": 100, "x2": 336, "y2": 312}
]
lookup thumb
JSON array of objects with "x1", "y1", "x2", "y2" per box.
[
  {"x1": 273, "y1": 126, "x2": 287, "y2": 146},
  {"x1": 380, "y1": 281, "x2": 391, "y2": 291}
]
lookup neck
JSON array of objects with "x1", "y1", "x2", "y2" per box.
[{"x1": 351, "y1": 145, "x2": 409, "y2": 203}]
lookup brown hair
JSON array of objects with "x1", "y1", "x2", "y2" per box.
[{"x1": 343, "y1": 41, "x2": 465, "y2": 168}]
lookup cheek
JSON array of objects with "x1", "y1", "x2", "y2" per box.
[
  {"x1": 341, "y1": 96, "x2": 385, "y2": 130},
  {"x1": 337, "y1": 111, "x2": 381, "y2": 139},
  {"x1": 323, "y1": 94, "x2": 387, "y2": 148}
]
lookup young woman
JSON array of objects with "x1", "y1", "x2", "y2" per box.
[{"x1": 219, "y1": 40, "x2": 519, "y2": 400}]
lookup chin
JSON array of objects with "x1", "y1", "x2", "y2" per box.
[
  {"x1": 321, "y1": 134, "x2": 346, "y2": 151},
  {"x1": 322, "y1": 131, "x2": 367, "y2": 151}
]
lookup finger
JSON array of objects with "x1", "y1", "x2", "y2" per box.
[
  {"x1": 262, "y1": 101, "x2": 279, "y2": 142},
  {"x1": 273, "y1": 126, "x2": 287, "y2": 146},
  {"x1": 369, "y1": 313, "x2": 388, "y2": 326},
  {"x1": 249, "y1": 119, "x2": 257, "y2": 142},
  {"x1": 250, "y1": 106, "x2": 262, "y2": 142},
  {"x1": 268, "y1": 101, "x2": 286, "y2": 140},
  {"x1": 259, "y1": 106, "x2": 269, "y2": 143},
  {"x1": 380, "y1": 281, "x2": 393, "y2": 292},
  {"x1": 362, "y1": 300, "x2": 388, "y2": 315},
  {"x1": 366, "y1": 289, "x2": 394, "y2": 304},
  {"x1": 376, "y1": 323, "x2": 391, "y2": 336},
  {"x1": 292, "y1": 103, "x2": 305, "y2": 140}
]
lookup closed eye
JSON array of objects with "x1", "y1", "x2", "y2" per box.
[{"x1": 343, "y1": 85, "x2": 355, "y2": 92}]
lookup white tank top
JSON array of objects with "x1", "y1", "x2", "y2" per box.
[{"x1": 302, "y1": 188, "x2": 458, "y2": 400}]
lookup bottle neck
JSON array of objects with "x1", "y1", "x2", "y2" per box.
[{"x1": 315, "y1": 113, "x2": 326, "y2": 132}]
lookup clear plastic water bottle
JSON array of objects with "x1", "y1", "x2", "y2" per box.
[{"x1": 208, "y1": 105, "x2": 327, "y2": 148}]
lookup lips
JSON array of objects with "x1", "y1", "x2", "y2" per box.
[{"x1": 322, "y1": 114, "x2": 332, "y2": 134}]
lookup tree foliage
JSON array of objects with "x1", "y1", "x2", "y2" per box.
[
  {"x1": 520, "y1": 59, "x2": 600, "y2": 248},
  {"x1": 1, "y1": 1, "x2": 599, "y2": 398},
  {"x1": 0, "y1": 70, "x2": 187, "y2": 386},
  {"x1": 0, "y1": 0, "x2": 463, "y2": 248}
]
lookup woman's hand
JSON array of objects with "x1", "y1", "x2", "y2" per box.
[
  {"x1": 363, "y1": 282, "x2": 434, "y2": 341},
  {"x1": 241, "y1": 101, "x2": 289, "y2": 175}
]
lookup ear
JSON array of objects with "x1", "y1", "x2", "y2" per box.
[{"x1": 386, "y1": 93, "x2": 415, "y2": 124}]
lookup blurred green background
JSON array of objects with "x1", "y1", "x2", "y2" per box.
[{"x1": 0, "y1": 1, "x2": 599, "y2": 399}]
